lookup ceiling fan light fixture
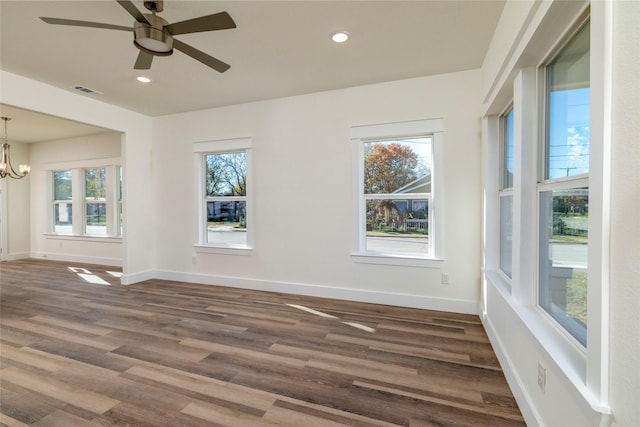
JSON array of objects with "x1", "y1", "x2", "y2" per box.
[{"x1": 133, "y1": 17, "x2": 173, "y2": 55}]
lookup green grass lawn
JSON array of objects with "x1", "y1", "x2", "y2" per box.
[{"x1": 566, "y1": 269, "x2": 587, "y2": 325}]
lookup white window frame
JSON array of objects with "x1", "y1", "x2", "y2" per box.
[
  {"x1": 485, "y1": 5, "x2": 611, "y2": 413},
  {"x1": 351, "y1": 119, "x2": 444, "y2": 268},
  {"x1": 46, "y1": 158, "x2": 122, "y2": 239},
  {"x1": 193, "y1": 137, "x2": 253, "y2": 255}
]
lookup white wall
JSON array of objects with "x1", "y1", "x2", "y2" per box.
[
  {"x1": 0, "y1": 71, "x2": 154, "y2": 281},
  {"x1": 1, "y1": 141, "x2": 30, "y2": 259},
  {"x1": 28, "y1": 132, "x2": 122, "y2": 266},
  {"x1": 481, "y1": 0, "x2": 640, "y2": 426},
  {"x1": 608, "y1": 1, "x2": 640, "y2": 425},
  {"x1": 152, "y1": 70, "x2": 484, "y2": 313}
]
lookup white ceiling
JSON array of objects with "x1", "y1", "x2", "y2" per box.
[{"x1": 0, "y1": 0, "x2": 505, "y2": 142}]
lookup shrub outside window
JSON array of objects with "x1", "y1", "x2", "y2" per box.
[{"x1": 53, "y1": 170, "x2": 73, "y2": 234}]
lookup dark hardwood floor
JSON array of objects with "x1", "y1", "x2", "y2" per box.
[{"x1": 0, "y1": 259, "x2": 524, "y2": 426}]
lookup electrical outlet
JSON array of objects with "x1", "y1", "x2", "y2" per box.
[
  {"x1": 192, "y1": 256, "x2": 198, "y2": 265},
  {"x1": 537, "y1": 362, "x2": 546, "y2": 393},
  {"x1": 441, "y1": 273, "x2": 450, "y2": 284}
]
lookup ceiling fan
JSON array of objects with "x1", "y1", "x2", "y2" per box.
[{"x1": 40, "y1": 0, "x2": 236, "y2": 73}]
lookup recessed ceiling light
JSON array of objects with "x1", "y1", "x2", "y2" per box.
[
  {"x1": 331, "y1": 31, "x2": 350, "y2": 43},
  {"x1": 137, "y1": 76, "x2": 151, "y2": 83}
]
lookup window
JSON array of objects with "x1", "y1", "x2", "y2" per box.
[
  {"x1": 205, "y1": 152, "x2": 247, "y2": 246},
  {"x1": 352, "y1": 119, "x2": 443, "y2": 264},
  {"x1": 52, "y1": 170, "x2": 72, "y2": 234},
  {"x1": 194, "y1": 138, "x2": 253, "y2": 251},
  {"x1": 499, "y1": 108, "x2": 514, "y2": 278},
  {"x1": 48, "y1": 161, "x2": 122, "y2": 238},
  {"x1": 539, "y1": 21, "x2": 590, "y2": 347},
  {"x1": 84, "y1": 168, "x2": 107, "y2": 236}
]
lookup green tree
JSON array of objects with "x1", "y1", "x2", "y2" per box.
[{"x1": 364, "y1": 143, "x2": 419, "y2": 194}]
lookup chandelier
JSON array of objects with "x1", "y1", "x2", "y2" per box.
[{"x1": 1, "y1": 117, "x2": 30, "y2": 179}]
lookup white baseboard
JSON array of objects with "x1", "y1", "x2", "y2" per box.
[
  {"x1": 3, "y1": 251, "x2": 31, "y2": 261},
  {"x1": 29, "y1": 252, "x2": 122, "y2": 267},
  {"x1": 121, "y1": 269, "x2": 155, "y2": 285},
  {"x1": 482, "y1": 313, "x2": 542, "y2": 427},
  {"x1": 153, "y1": 269, "x2": 479, "y2": 315}
]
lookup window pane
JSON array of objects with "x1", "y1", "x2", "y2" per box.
[
  {"x1": 53, "y1": 203, "x2": 72, "y2": 234},
  {"x1": 53, "y1": 170, "x2": 72, "y2": 200},
  {"x1": 365, "y1": 198, "x2": 429, "y2": 254},
  {"x1": 546, "y1": 22, "x2": 590, "y2": 180},
  {"x1": 499, "y1": 195, "x2": 513, "y2": 278},
  {"x1": 86, "y1": 203, "x2": 107, "y2": 236},
  {"x1": 364, "y1": 137, "x2": 431, "y2": 194},
  {"x1": 539, "y1": 188, "x2": 588, "y2": 346},
  {"x1": 85, "y1": 168, "x2": 106, "y2": 199},
  {"x1": 205, "y1": 152, "x2": 247, "y2": 197},
  {"x1": 502, "y1": 109, "x2": 514, "y2": 188},
  {"x1": 207, "y1": 201, "x2": 247, "y2": 246}
]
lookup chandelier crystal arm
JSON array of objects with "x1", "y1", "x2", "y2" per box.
[{"x1": 0, "y1": 117, "x2": 31, "y2": 179}]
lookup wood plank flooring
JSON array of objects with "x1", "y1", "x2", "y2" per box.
[{"x1": 0, "y1": 259, "x2": 524, "y2": 426}]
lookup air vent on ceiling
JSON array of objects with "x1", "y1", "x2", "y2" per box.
[{"x1": 71, "y1": 85, "x2": 103, "y2": 95}]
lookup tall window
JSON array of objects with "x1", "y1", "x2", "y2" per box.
[
  {"x1": 84, "y1": 168, "x2": 107, "y2": 236},
  {"x1": 499, "y1": 108, "x2": 514, "y2": 278},
  {"x1": 539, "y1": 21, "x2": 590, "y2": 347},
  {"x1": 204, "y1": 151, "x2": 248, "y2": 247},
  {"x1": 352, "y1": 119, "x2": 443, "y2": 263},
  {"x1": 362, "y1": 137, "x2": 432, "y2": 256},
  {"x1": 53, "y1": 170, "x2": 72, "y2": 234}
]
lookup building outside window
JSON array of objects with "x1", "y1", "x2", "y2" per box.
[{"x1": 538, "y1": 20, "x2": 590, "y2": 347}]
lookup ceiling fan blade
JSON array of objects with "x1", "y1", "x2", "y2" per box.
[
  {"x1": 116, "y1": 0, "x2": 150, "y2": 25},
  {"x1": 173, "y1": 39, "x2": 230, "y2": 73},
  {"x1": 164, "y1": 12, "x2": 236, "y2": 36},
  {"x1": 134, "y1": 51, "x2": 154, "y2": 69},
  {"x1": 40, "y1": 17, "x2": 132, "y2": 32}
]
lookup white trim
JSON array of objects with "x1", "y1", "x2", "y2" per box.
[
  {"x1": 120, "y1": 268, "x2": 154, "y2": 285},
  {"x1": 30, "y1": 251, "x2": 122, "y2": 267},
  {"x1": 44, "y1": 234, "x2": 122, "y2": 244},
  {"x1": 193, "y1": 137, "x2": 252, "y2": 153},
  {"x1": 46, "y1": 157, "x2": 121, "y2": 170},
  {"x1": 154, "y1": 269, "x2": 479, "y2": 315},
  {"x1": 351, "y1": 118, "x2": 444, "y2": 140},
  {"x1": 194, "y1": 137, "x2": 253, "y2": 250},
  {"x1": 351, "y1": 253, "x2": 443, "y2": 268}
]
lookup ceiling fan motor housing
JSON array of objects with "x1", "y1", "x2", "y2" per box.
[{"x1": 133, "y1": 13, "x2": 173, "y2": 56}]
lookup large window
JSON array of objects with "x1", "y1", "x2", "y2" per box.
[
  {"x1": 499, "y1": 108, "x2": 514, "y2": 278},
  {"x1": 539, "y1": 21, "x2": 590, "y2": 347},
  {"x1": 352, "y1": 119, "x2": 443, "y2": 263},
  {"x1": 49, "y1": 162, "x2": 122, "y2": 238},
  {"x1": 194, "y1": 137, "x2": 253, "y2": 251}
]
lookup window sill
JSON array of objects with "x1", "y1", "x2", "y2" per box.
[
  {"x1": 351, "y1": 253, "x2": 443, "y2": 268},
  {"x1": 45, "y1": 234, "x2": 122, "y2": 243},
  {"x1": 484, "y1": 269, "x2": 610, "y2": 415},
  {"x1": 193, "y1": 245, "x2": 253, "y2": 256}
]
